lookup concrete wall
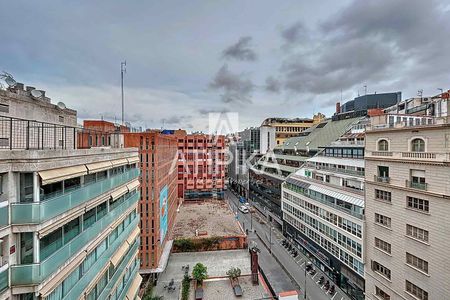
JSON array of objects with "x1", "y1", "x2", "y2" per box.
[
  {"x1": 0, "y1": 89, "x2": 77, "y2": 126},
  {"x1": 259, "y1": 126, "x2": 276, "y2": 154}
]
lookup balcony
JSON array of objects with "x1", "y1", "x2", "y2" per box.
[
  {"x1": 10, "y1": 192, "x2": 139, "y2": 286},
  {"x1": 370, "y1": 151, "x2": 393, "y2": 157},
  {"x1": 374, "y1": 175, "x2": 390, "y2": 183},
  {"x1": 0, "y1": 265, "x2": 8, "y2": 293},
  {"x1": 103, "y1": 254, "x2": 139, "y2": 300},
  {"x1": 11, "y1": 168, "x2": 139, "y2": 225},
  {"x1": 407, "y1": 180, "x2": 427, "y2": 191},
  {"x1": 307, "y1": 164, "x2": 365, "y2": 177},
  {"x1": 367, "y1": 151, "x2": 450, "y2": 162},
  {"x1": 0, "y1": 204, "x2": 8, "y2": 228}
]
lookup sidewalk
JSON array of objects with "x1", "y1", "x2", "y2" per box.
[{"x1": 226, "y1": 190, "x2": 350, "y2": 300}]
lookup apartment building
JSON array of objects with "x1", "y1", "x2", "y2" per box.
[
  {"x1": 122, "y1": 131, "x2": 178, "y2": 276},
  {"x1": 228, "y1": 126, "x2": 275, "y2": 198},
  {"x1": 281, "y1": 119, "x2": 367, "y2": 300},
  {"x1": 250, "y1": 116, "x2": 361, "y2": 227},
  {"x1": 176, "y1": 133, "x2": 225, "y2": 200},
  {"x1": 0, "y1": 85, "x2": 142, "y2": 300},
  {"x1": 364, "y1": 114, "x2": 450, "y2": 300},
  {"x1": 261, "y1": 114, "x2": 324, "y2": 145}
]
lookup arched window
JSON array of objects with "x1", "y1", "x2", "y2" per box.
[
  {"x1": 411, "y1": 138, "x2": 425, "y2": 152},
  {"x1": 378, "y1": 139, "x2": 389, "y2": 151}
]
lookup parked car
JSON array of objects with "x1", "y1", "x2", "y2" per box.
[{"x1": 238, "y1": 205, "x2": 249, "y2": 213}]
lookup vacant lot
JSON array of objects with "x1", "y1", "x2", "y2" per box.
[{"x1": 172, "y1": 200, "x2": 243, "y2": 238}]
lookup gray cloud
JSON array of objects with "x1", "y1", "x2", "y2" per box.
[
  {"x1": 209, "y1": 64, "x2": 254, "y2": 103},
  {"x1": 265, "y1": 76, "x2": 281, "y2": 93},
  {"x1": 222, "y1": 36, "x2": 257, "y2": 61},
  {"x1": 198, "y1": 108, "x2": 230, "y2": 115},
  {"x1": 279, "y1": 0, "x2": 450, "y2": 98},
  {"x1": 161, "y1": 115, "x2": 190, "y2": 125},
  {"x1": 281, "y1": 21, "x2": 309, "y2": 45}
]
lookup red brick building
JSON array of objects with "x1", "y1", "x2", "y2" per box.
[
  {"x1": 79, "y1": 120, "x2": 128, "y2": 148},
  {"x1": 176, "y1": 133, "x2": 226, "y2": 200},
  {"x1": 123, "y1": 131, "x2": 179, "y2": 274},
  {"x1": 82, "y1": 121, "x2": 179, "y2": 276}
]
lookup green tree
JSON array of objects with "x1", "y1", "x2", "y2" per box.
[
  {"x1": 226, "y1": 267, "x2": 241, "y2": 280},
  {"x1": 192, "y1": 263, "x2": 208, "y2": 283}
]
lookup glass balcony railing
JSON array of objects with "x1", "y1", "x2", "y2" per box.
[
  {"x1": 10, "y1": 192, "x2": 139, "y2": 286},
  {"x1": 63, "y1": 222, "x2": 139, "y2": 299},
  {"x1": 0, "y1": 204, "x2": 8, "y2": 228},
  {"x1": 98, "y1": 244, "x2": 139, "y2": 300},
  {"x1": 11, "y1": 168, "x2": 139, "y2": 224},
  {"x1": 0, "y1": 266, "x2": 8, "y2": 293},
  {"x1": 117, "y1": 263, "x2": 140, "y2": 300}
]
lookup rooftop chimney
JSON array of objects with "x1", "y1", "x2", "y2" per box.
[
  {"x1": 336, "y1": 102, "x2": 341, "y2": 114},
  {"x1": 15, "y1": 82, "x2": 24, "y2": 91},
  {"x1": 26, "y1": 86, "x2": 35, "y2": 92}
]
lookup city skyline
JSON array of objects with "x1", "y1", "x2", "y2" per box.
[{"x1": 1, "y1": 0, "x2": 450, "y2": 131}]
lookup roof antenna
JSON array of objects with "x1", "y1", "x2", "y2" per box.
[{"x1": 121, "y1": 61, "x2": 127, "y2": 125}]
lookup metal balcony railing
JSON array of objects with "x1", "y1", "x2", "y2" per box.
[
  {"x1": 374, "y1": 175, "x2": 390, "y2": 183},
  {"x1": 407, "y1": 180, "x2": 428, "y2": 191},
  {"x1": 0, "y1": 115, "x2": 122, "y2": 150}
]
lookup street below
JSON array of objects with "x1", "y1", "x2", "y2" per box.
[{"x1": 225, "y1": 189, "x2": 350, "y2": 300}]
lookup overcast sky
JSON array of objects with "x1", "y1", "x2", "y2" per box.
[{"x1": 1, "y1": 0, "x2": 450, "y2": 131}]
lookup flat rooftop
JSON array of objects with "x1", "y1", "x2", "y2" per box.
[
  {"x1": 155, "y1": 250, "x2": 257, "y2": 300},
  {"x1": 190, "y1": 276, "x2": 270, "y2": 300},
  {"x1": 172, "y1": 200, "x2": 243, "y2": 239}
]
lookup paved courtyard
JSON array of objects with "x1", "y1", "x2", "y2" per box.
[
  {"x1": 188, "y1": 276, "x2": 270, "y2": 300},
  {"x1": 155, "y1": 249, "x2": 252, "y2": 299}
]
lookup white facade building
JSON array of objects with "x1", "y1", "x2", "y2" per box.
[{"x1": 281, "y1": 121, "x2": 366, "y2": 300}]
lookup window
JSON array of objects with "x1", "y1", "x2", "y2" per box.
[
  {"x1": 406, "y1": 224, "x2": 429, "y2": 242},
  {"x1": 372, "y1": 260, "x2": 391, "y2": 280},
  {"x1": 406, "y1": 253, "x2": 428, "y2": 273},
  {"x1": 375, "y1": 286, "x2": 391, "y2": 300},
  {"x1": 375, "y1": 213, "x2": 391, "y2": 228},
  {"x1": 63, "y1": 217, "x2": 80, "y2": 244},
  {"x1": 41, "y1": 229, "x2": 64, "y2": 261},
  {"x1": 20, "y1": 173, "x2": 34, "y2": 203},
  {"x1": 375, "y1": 189, "x2": 391, "y2": 202},
  {"x1": 378, "y1": 139, "x2": 389, "y2": 151},
  {"x1": 407, "y1": 196, "x2": 429, "y2": 212},
  {"x1": 375, "y1": 237, "x2": 391, "y2": 254},
  {"x1": 20, "y1": 232, "x2": 34, "y2": 264},
  {"x1": 406, "y1": 280, "x2": 428, "y2": 300},
  {"x1": 411, "y1": 138, "x2": 425, "y2": 152},
  {"x1": 83, "y1": 208, "x2": 97, "y2": 229},
  {"x1": 377, "y1": 166, "x2": 389, "y2": 178},
  {"x1": 59, "y1": 116, "x2": 64, "y2": 123},
  {"x1": 62, "y1": 266, "x2": 81, "y2": 296},
  {"x1": 0, "y1": 103, "x2": 9, "y2": 113}
]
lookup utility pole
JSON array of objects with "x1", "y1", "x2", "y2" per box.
[
  {"x1": 121, "y1": 61, "x2": 127, "y2": 125},
  {"x1": 269, "y1": 226, "x2": 273, "y2": 254}
]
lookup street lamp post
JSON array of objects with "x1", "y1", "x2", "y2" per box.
[
  {"x1": 304, "y1": 263, "x2": 307, "y2": 300},
  {"x1": 269, "y1": 226, "x2": 274, "y2": 254}
]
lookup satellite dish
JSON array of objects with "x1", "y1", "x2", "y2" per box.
[
  {"x1": 5, "y1": 76, "x2": 16, "y2": 87},
  {"x1": 57, "y1": 102, "x2": 66, "y2": 110},
  {"x1": 30, "y1": 89, "x2": 43, "y2": 98}
]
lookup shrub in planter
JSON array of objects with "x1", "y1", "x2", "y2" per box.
[{"x1": 181, "y1": 274, "x2": 191, "y2": 300}]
